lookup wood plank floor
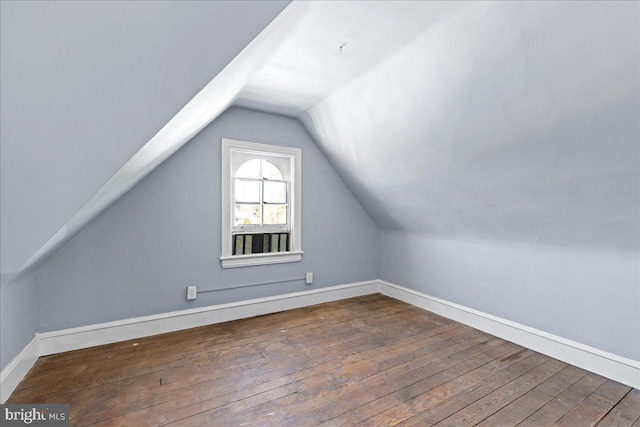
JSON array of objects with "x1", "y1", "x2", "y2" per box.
[{"x1": 7, "y1": 294, "x2": 639, "y2": 426}]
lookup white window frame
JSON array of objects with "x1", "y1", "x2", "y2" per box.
[{"x1": 220, "y1": 138, "x2": 302, "y2": 268}]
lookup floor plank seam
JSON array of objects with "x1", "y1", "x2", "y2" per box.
[{"x1": 7, "y1": 296, "x2": 637, "y2": 427}]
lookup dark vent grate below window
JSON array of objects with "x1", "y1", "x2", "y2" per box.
[{"x1": 233, "y1": 233, "x2": 289, "y2": 255}]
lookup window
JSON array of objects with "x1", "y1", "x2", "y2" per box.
[{"x1": 221, "y1": 138, "x2": 302, "y2": 268}]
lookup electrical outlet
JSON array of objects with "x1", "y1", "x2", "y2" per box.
[
  {"x1": 187, "y1": 285, "x2": 197, "y2": 300},
  {"x1": 305, "y1": 272, "x2": 313, "y2": 284}
]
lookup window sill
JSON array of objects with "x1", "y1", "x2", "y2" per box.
[{"x1": 220, "y1": 251, "x2": 303, "y2": 268}]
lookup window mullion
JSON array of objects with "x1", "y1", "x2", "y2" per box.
[
  {"x1": 260, "y1": 179, "x2": 264, "y2": 226},
  {"x1": 259, "y1": 159, "x2": 264, "y2": 226}
]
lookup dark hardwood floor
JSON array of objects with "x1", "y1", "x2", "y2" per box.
[{"x1": 7, "y1": 294, "x2": 639, "y2": 426}]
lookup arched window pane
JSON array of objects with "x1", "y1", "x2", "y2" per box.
[
  {"x1": 262, "y1": 160, "x2": 284, "y2": 180},
  {"x1": 235, "y1": 159, "x2": 261, "y2": 179},
  {"x1": 235, "y1": 159, "x2": 285, "y2": 181}
]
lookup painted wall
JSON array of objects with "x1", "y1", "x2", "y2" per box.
[
  {"x1": 379, "y1": 229, "x2": 640, "y2": 361},
  {"x1": 0, "y1": 0, "x2": 289, "y2": 275},
  {"x1": 0, "y1": 272, "x2": 37, "y2": 370},
  {"x1": 36, "y1": 108, "x2": 378, "y2": 331}
]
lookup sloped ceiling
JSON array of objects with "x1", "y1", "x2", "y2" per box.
[
  {"x1": 243, "y1": 1, "x2": 639, "y2": 250},
  {"x1": 0, "y1": 0, "x2": 290, "y2": 278},
  {"x1": 2, "y1": 1, "x2": 638, "y2": 280}
]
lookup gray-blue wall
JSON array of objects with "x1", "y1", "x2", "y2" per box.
[
  {"x1": 35, "y1": 108, "x2": 379, "y2": 332},
  {"x1": 379, "y1": 229, "x2": 640, "y2": 361},
  {"x1": 1, "y1": 0, "x2": 289, "y2": 275},
  {"x1": 0, "y1": 272, "x2": 37, "y2": 369}
]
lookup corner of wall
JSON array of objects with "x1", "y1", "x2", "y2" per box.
[{"x1": 0, "y1": 271, "x2": 38, "y2": 371}]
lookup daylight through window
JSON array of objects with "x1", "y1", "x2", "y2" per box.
[{"x1": 221, "y1": 139, "x2": 302, "y2": 268}]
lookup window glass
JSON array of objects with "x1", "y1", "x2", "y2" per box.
[
  {"x1": 221, "y1": 138, "x2": 301, "y2": 267},
  {"x1": 262, "y1": 160, "x2": 284, "y2": 180},
  {"x1": 233, "y1": 159, "x2": 287, "y2": 227},
  {"x1": 263, "y1": 181, "x2": 286, "y2": 204},
  {"x1": 263, "y1": 205, "x2": 287, "y2": 225},
  {"x1": 235, "y1": 204, "x2": 261, "y2": 225},
  {"x1": 234, "y1": 179, "x2": 260, "y2": 203},
  {"x1": 235, "y1": 159, "x2": 261, "y2": 179}
]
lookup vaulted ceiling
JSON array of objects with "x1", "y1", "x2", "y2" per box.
[
  {"x1": 2, "y1": 1, "x2": 638, "y2": 280},
  {"x1": 1, "y1": 0, "x2": 290, "y2": 277},
  {"x1": 293, "y1": 1, "x2": 639, "y2": 249}
]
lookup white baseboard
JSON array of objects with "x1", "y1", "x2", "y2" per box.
[
  {"x1": 36, "y1": 280, "x2": 379, "y2": 356},
  {"x1": 0, "y1": 337, "x2": 39, "y2": 403},
  {"x1": 1, "y1": 280, "x2": 379, "y2": 402},
  {"x1": 379, "y1": 280, "x2": 640, "y2": 390},
  {"x1": 3, "y1": 278, "x2": 638, "y2": 403}
]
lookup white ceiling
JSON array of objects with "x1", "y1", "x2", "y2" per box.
[
  {"x1": 2, "y1": 0, "x2": 638, "y2": 279},
  {"x1": 287, "y1": 1, "x2": 639, "y2": 250},
  {"x1": 247, "y1": 0, "x2": 638, "y2": 250},
  {"x1": 238, "y1": 1, "x2": 468, "y2": 112}
]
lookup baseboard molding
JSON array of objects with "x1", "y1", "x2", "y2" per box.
[
  {"x1": 1, "y1": 280, "x2": 379, "y2": 402},
  {"x1": 379, "y1": 280, "x2": 640, "y2": 389},
  {"x1": 0, "y1": 337, "x2": 39, "y2": 403},
  {"x1": 36, "y1": 280, "x2": 379, "y2": 357},
  {"x1": 3, "y1": 278, "x2": 638, "y2": 402}
]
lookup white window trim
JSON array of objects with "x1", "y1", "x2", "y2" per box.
[{"x1": 220, "y1": 138, "x2": 302, "y2": 268}]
